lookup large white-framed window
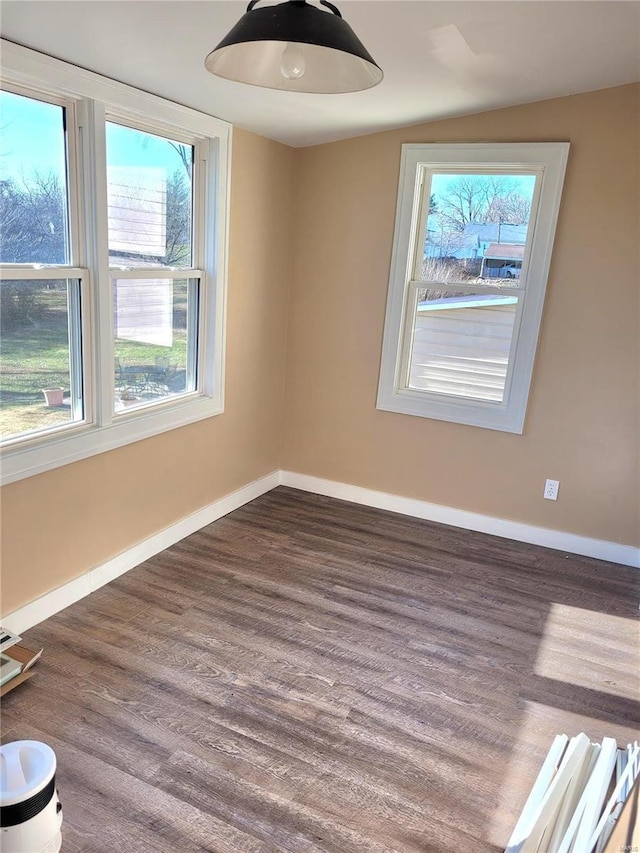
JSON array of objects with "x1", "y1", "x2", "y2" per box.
[
  {"x1": 377, "y1": 143, "x2": 569, "y2": 434},
  {"x1": 0, "y1": 41, "x2": 231, "y2": 484}
]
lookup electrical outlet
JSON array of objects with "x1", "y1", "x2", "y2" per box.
[{"x1": 544, "y1": 479, "x2": 560, "y2": 501}]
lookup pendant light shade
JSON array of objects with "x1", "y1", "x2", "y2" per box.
[{"x1": 204, "y1": 0, "x2": 383, "y2": 94}]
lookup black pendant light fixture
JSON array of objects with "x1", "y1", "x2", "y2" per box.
[{"x1": 204, "y1": 0, "x2": 383, "y2": 94}]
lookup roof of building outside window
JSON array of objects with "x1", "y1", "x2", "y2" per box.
[{"x1": 483, "y1": 243, "x2": 525, "y2": 261}]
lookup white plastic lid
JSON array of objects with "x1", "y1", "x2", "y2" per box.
[{"x1": 0, "y1": 741, "x2": 57, "y2": 806}]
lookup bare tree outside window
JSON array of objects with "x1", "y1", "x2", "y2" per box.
[
  {"x1": 436, "y1": 174, "x2": 532, "y2": 231},
  {"x1": 421, "y1": 172, "x2": 536, "y2": 286}
]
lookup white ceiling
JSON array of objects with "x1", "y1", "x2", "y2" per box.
[{"x1": 1, "y1": 1, "x2": 639, "y2": 147}]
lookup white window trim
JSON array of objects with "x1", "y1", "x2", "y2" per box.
[
  {"x1": 377, "y1": 142, "x2": 569, "y2": 434},
  {"x1": 0, "y1": 40, "x2": 232, "y2": 485}
]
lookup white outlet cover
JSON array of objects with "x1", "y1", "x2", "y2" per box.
[{"x1": 544, "y1": 479, "x2": 560, "y2": 500}]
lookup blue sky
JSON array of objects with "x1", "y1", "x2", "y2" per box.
[
  {"x1": 1, "y1": 90, "x2": 67, "y2": 186},
  {"x1": 0, "y1": 89, "x2": 188, "y2": 186},
  {"x1": 106, "y1": 122, "x2": 191, "y2": 174}
]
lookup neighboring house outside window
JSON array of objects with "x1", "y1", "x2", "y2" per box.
[
  {"x1": 377, "y1": 142, "x2": 569, "y2": 434},
  {"x1": 0, "y1": 41, "x2": 231, "y2": 484},
  {"x1": 481, "y1": 244, "x2": 525, "y2": 279}
]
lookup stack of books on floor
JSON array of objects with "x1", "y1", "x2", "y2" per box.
[
  {"x1": 506, "y1": 733, "x2": 639, "y2": 853},
  {"x1": 0, "y1": 627, "x2": 43, "y2": 696}
]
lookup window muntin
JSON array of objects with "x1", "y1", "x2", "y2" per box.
[{"x1": 377, "y1": 143, "x2": 569, "y2": 434}]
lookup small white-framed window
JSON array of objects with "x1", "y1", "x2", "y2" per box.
[
  {"x1": 0, "y1": 85, "x2": 89, "y2": 443},
  {"x1": 105, "y1": 118, "x2": 203, "y2": 416},
  {"x1": 0, "y1": 40, "x2": 231, "y2": 484},
  {"x1": 377, "y1": 143, "x2": 569, "y2": 434}
]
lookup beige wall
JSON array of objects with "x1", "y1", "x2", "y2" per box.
[
  {"x1": 283, "y1": 84, "x2": 640, "y2": 547},
  {"x1": 1, "y1": 129, "x2": 295, "y2": 615}
]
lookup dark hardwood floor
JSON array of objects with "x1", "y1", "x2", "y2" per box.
[{"x1": 3, "y1": 487, "x2": 639, "y2": 852}]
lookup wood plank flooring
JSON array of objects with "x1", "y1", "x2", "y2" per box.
[{"x1": 2, "y1": 486, "x2": 639, "y2": 852}]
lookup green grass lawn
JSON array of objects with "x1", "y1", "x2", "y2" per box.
[
  {"x1": 1, "y1": 284, "x2": 188, "y2": 440},
  {"x1": 1, "y1": 287, "x2": 72, "y2": 439}
]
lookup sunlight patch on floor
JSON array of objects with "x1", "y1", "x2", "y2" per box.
[{"x1": 534, "y1": 604, "x2": 640, "y2": 700}]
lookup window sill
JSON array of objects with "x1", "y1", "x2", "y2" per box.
[
  {"x1": 376, "y1": 388, "x2": 526, "y2": 434},
  {"x1": 0, "y1": 394, "x2": 223, "y2": 485}
]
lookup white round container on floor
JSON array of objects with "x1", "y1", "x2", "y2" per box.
[{"x1": 0, "y1": 741, "x2": 62, "y2": 853}]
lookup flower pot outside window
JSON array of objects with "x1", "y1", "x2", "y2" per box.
[{"x1": 42, "y1": 388, "x2": 65, "y2": 407}]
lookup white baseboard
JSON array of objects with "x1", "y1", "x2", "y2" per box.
[
  {"x1": 4, "y1": 467, "x2": 638, "y2": 634},
  {"x1": 2, "y1": 470, "x2": 280, "y2": 635},
  {"x1": 280, "y1": 471, "x2": 640, "y2": 569}
]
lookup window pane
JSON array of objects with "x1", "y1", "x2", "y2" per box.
[
  {"x1": 106, "y1": 122, "x2": 193, "y2": 268},
  {"x1": 420, "y1": 173, "x2": 536, "y2": 285},
  {"x1": 113, "y1": 278, "x2": 197, "y2": 413},
  {"x1": 407, "y1": 289, "x2": 519, "y2": 402},
  {"x1": 0, "y1": 91, "x2": 70, "y2": 264},
  {"x1": 0, "y1": 280, "x2": 82, "y2": 441}
]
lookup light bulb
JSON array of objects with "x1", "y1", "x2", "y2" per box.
[{"x1": 280, "y1": 43, "x2": 306, "y2": 80}]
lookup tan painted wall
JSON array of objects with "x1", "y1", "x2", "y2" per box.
[
  {"x1": 283, "y1": 84, "x2": 640, "y2": 547},
  {"x1": 0, "y1": 129, "x2": 295, "y2": 615}
]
